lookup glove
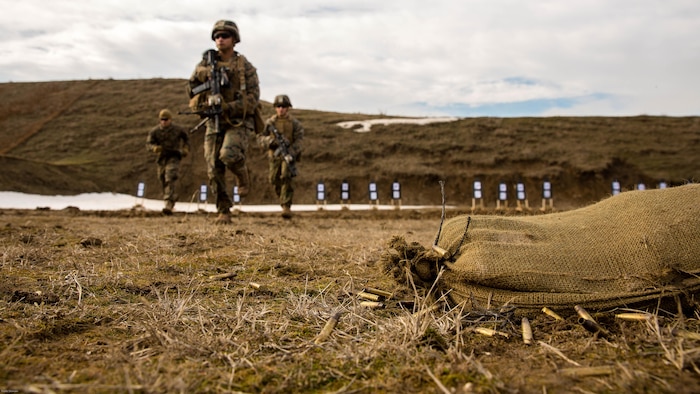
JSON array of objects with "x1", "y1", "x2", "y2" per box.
[
  {"x1": 152, "y1": 146, "x2": 162, "y2": 154},
  {"x1": 189, "y1": 95, "x2": 204, "y2": 113},
  {"x1": 237, "y1": 95, "x2": 258, "y2": 117},
  {"x1": 262, "y1": 135, "x2": 277, "y2": 149},
  {"x1": 208, "y1": 94, "x2": 229, "y2": 110},
  {"x1": 194, "y1": 65, "x2": 210, "y2": 82},
  {"x1": 228, "y1": 98, "x2": 246, "y2": 117},
  {"x1": 181, "y1": 145, "x2": 189, "y2": 158}
]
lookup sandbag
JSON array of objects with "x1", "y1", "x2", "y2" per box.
[{"x1": 383, "y1": 183, "x2": 700, "y2": 312}]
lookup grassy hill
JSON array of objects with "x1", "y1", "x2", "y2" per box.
[{"x1": 1, "y1": 79, "x2": 698, "y2": 210}]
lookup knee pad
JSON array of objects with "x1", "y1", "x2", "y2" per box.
[
  {"x1": 165, "y1": 168, "x2": 179, "y2": 181},
  {"x1": 219, "y1": 146, "x2": 245, "y2": 167}
]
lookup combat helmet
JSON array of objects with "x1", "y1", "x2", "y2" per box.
[
  {"x1": 211, "y1": 20, "x2": 240, "y2": 43},
  {"x1": 273, "y1": 94, "x2": 292, "y2": 108}
]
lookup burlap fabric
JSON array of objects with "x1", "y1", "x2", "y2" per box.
[{"x1": 384, "y1": 184, "x2": 700, "y2": 312}]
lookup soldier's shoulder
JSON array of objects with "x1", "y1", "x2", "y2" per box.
[
  {"x1": 291, "y1": 116, "x2": 304, "y2": 126},
  {"x1": 236, "y1": 52, "x2": 257, "y2": 70}
]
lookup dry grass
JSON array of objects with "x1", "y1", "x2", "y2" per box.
[{"x1": 1, "y1": 208, "x2": 698, "y2": 393}]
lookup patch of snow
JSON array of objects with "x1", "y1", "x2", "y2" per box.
[
  {"x1": 336, "y1": 117, "x2": 460, "y2": 133},
  {"x1": 0, "y1": 192, "x2": 444, "y2": 213}
]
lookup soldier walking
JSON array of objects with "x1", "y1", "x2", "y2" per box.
[
  {"x1": 187, "y1": 19, "x2": 262, "y2": 224},
  {"x1": 146, "y1": 109, "x2": 190, "y2": 215},
  {"x1": 259, "y1": 95, "x2": 304, "y2": 219}
]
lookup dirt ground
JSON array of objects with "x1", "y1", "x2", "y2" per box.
[{"x1": 1, "y1": 207, "x2": 699, "y2": 393}]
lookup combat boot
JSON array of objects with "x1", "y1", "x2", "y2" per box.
[
  {"x1": 231, "y1": 163, "x2": 250, "y2": 198},
  {"x1": 214, "y1": 212, "x2": 232, "y2": 224},
  {"x1": 281, "y1": 205, "x2": 292, "y2": 219},
  {"x1": 162, "y1": 200, "x2": 175, "y2": 215}
]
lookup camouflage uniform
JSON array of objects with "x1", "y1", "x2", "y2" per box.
[
  {"x1": 146, "y1": 111, "x2": 190, "y2": 212},
  {"x1": 260, "y1": 99, "x2": 304, "y2": 213},
  {"x1": 187, "y1": 20, "x2": 261, "y2": 216}
]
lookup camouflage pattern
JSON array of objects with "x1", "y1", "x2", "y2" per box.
[
  {"x1": 188, "y1": 53, "x2": 260, "y2": 134},
  {"x1": 203, "y1": 128, "x2": 249, "y2": 213},
  {"x1": 211, "y1": 20, "x2": 240, "y2": 43},
  {"x1": 188, "y1": 51, "x2": 260, "y2": 213},
  {"x1": 273, "y1": 94, "x2": 292, "y2": 108},
  {"x1": 261, "y1": 114, "x2": 304, "y2": 207},
  {"x1": 146, "y1": 123, "x2": 190, "y2": 203}
]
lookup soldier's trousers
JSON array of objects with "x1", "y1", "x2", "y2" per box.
[
  {"x1": 158, "y1": 157, "x2": 181, "y2": 202},
  {"x1": 204, "y1": 125, "x2": 249, "y2": 213},
  {"x1": 269, "y1": 155, "x2": 294, "y2": 207}
]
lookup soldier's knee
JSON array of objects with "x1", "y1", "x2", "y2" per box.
[{"x1": 219, "y1": 146, "x2": 245, "y2": 167}]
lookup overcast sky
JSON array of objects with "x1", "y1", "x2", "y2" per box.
[{"x1": 2, "y1": 0, "x2": 699, "y2": 117}]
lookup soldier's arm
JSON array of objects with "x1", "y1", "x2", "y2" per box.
[
  {"x1": 146, "y1": 128, "x2": 161, "y2": 153},
  {"x1": 187, "y1": 60, "x2": 209, "y2": 97},
  {"x1": 291, "y1": 118, "x2": 304, "y2": 157},
  {"x1": 257, "y1": 117, "x2": 275, "y2": 149},
  {"x1": 243, "y1": 60, "x2": 260, "y2": 107},
  {"x1": 229, "y1": 57, "x2": 260, "y2": 116},
  {"x1": 180, "y1": 126, "x2": 191, "y2": 148}
]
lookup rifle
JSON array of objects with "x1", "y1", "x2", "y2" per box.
[
  {"x1": 184, "y1": 49, "x2": 229, "y2": 134},
  {"x1": 268, "y1": 123, "x2": 298, "y2": 178}
]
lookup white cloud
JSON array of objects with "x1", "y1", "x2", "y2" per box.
[{"x1": 1, "y1": 0, "x2": 699, "y2": 116}]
